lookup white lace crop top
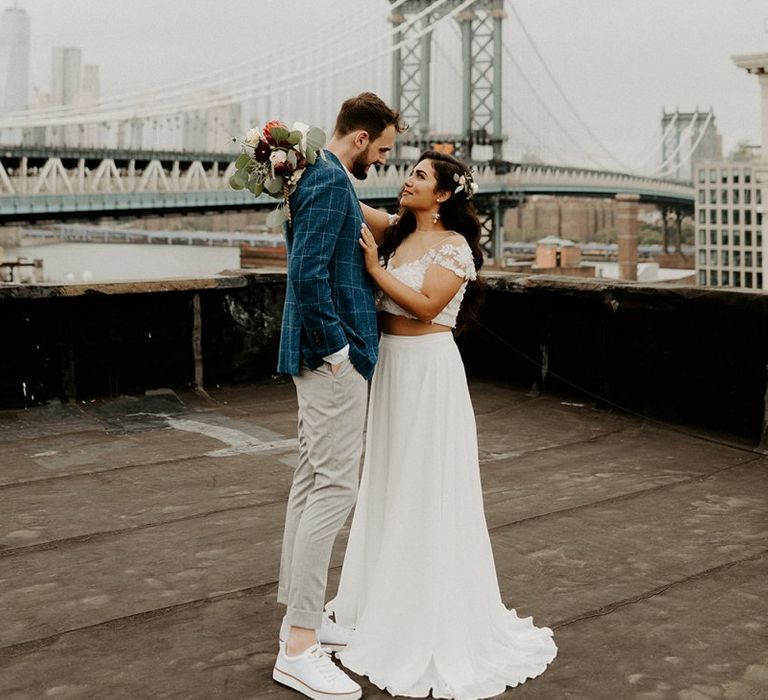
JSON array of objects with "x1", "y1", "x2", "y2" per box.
[{"x1": 378, "y1": 237, "x2": 477, "y2": 328}]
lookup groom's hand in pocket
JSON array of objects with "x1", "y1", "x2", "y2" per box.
[{"x1": 329, "y1": 360, "x2": 344, "y2": 376}]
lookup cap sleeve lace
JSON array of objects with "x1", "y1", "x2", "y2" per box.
[{"x1": 431, "y1": 241, "x2": 477, "y2": 281}]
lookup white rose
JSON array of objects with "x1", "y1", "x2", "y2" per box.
[
  {"x1": 245, "y1": 127, "x2": 261, "y2": 146},
  {"x1": 270, "y1": 150, "x2": 287, "y2": 166}
]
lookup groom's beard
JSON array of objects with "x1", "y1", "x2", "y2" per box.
[{"x1": 351, "y1": 148, "x2": 373, "y2": 180}]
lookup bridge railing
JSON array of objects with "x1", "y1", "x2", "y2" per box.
[{"x1": 0, "y1": 155, "x2": 694, "y2": 206}]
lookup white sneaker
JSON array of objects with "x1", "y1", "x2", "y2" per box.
[
  {"x1": 272, "y1": 643, "x2": 361, "y2": 700},
  {"x1": 279, "y1": 613, "x2": 354, "y2": 653}
]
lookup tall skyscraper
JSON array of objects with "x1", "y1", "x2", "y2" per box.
[
  {"x1": 0, "y1": 3, "x2": 31, "y2": 112},
  {"x1": 51, "y1": 47, "x2": 82, "y2": 105}
]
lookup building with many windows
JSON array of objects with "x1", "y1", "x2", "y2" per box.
[
  {"x1": 694, "y1": 54, "x2": 768, "y2": 291},
  {"x1": 694, "y1": 161, "x2": 764, "y2": 289}
]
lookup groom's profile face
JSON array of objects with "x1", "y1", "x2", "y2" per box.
[{"x1": 350, "y1": 124, "x2": 397, "y2": 180}]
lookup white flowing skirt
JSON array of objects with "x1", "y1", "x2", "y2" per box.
[{"x1": 327, "y1": 333, "x2": 557, "y2": 699}]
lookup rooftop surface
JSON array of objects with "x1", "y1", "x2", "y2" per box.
[{"x1": 0, "y1": 378, "x2": 766, "y2": 699}]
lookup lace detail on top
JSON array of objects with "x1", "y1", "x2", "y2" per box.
[{"x1": 378, "y1": 239, "x2": 477, "y2": 328}]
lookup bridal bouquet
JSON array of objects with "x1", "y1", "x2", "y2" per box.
[{"x1": 230, "y1": 120, "x2": 326, "y2": 227}]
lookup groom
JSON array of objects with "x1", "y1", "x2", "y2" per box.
[{"x1": 273, "y1": 92, "x2": 405, "y2": 699}]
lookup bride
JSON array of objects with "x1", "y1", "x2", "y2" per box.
[{"x1": 325, "y1": 150, "x2": 557, "y2": 698}]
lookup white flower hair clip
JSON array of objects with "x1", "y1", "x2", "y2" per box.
[{"x1": 453, "y1": 169, "x2": 479, "y2": 199}]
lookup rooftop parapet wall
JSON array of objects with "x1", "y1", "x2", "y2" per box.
[
  {"x1": 458, "y1": 275, "x2": 767, "y2": 446},
  {"x1": 0, "y1": 271, "x2": 765, "y2": 445}
]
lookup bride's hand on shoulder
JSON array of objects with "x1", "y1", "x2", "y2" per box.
[{"x1": 359, "y1": 224, "x2": 381, "y2": 275}]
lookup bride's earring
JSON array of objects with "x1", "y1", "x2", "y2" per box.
[{"x1": 432, "y1": 210, "x2": 441, "y2": 224}]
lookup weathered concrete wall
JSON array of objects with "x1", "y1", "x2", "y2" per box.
[
  {"x1": 0, "y1": 273, "x2": 285, "y2": 407},
  {"x1": 457, "y1": 275, "x2": 768, "y2": 446},
  {"x1": 1, "y1": 270, "x2": 766, "y2": 445}
]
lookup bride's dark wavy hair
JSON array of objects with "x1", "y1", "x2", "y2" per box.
[{"x1": 379, "y1": 150, "x2": 484, "y2": 335}]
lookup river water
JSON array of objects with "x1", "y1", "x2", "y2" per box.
[{"x1": 3, "y1": 242, "x2": 241, "y2": 284}]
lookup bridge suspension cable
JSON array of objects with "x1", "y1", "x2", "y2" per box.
[
  {"x1": 505, "y1": 0, "x2": 634, "y2": 172},
  {"x1": 0, "y1": 0, "x2": 414, "y2": 127},
  {"x1": 655, "y1": 110, "x2": 714, "y2": 179},
  {"x1": 628, "y1": 111, "x2": 679, "y2": 174},
  {"x1": 0, "y1": 0, "x2": 484, "y2": 130},
  {"x1": 0, "y1": 0, "x2": 474, "y2": 129},
  {"x1": 436, "y1": 25, "x2": 554, "y2": 162}
]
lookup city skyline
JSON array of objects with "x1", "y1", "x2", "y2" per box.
[{"x1": 3, "y1": 0, "x2": 767, "y2": 167}]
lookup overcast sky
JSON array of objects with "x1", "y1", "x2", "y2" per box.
[{"x1": 13, "y1": 0, "x2": 768, "y2": 167}]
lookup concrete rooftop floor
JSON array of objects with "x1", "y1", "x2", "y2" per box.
[{"x1": 0, "y1": 378, "x2": 766, "y2": 700}]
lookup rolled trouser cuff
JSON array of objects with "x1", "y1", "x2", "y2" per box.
[
  {"x1": 285, "y1": 606, "x2": 323, "y2": 630},
  {"x1": 277, "y1": 586, "x2": 289, "y2": 606}
]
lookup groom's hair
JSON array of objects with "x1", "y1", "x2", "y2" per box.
[{"x1": 334, "y1": 92, "x2": 407, "y2": 141}]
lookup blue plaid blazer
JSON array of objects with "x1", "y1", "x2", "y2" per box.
[{"x1": 277, "y1": 150, "x2": 378, "y2": 380}]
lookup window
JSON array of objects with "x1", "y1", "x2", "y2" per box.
[
  {"x1": 698, "y1": 270, "x2": 706, "y2": 285},
  {"x1": 759, "y1": 213, "x2": 763, "y2": 226},
  {"x1": 718, "y1": 189, "x2": 725, "y2": 204},
  {"x1": 722, "y1": 250, "x2": 730, "y2": 266},
  {"x1": 734, "y1": 271, "x2": 741, "y2": 287},
  {"x1": 698, "y1": 169, "x2": 706, "y2": 183},
  {"x1": 734, "y1": 250, "x2": 741, "y2": 266},
  {"x1": 745, "y1": 251, "x2": 752, "y2": 267},
  {"x1": 710, "y1": 210, "x2": 717, "y2": 225},
  {"x1": 699, "y1": 209, "x2": 706, "y2": 224},
  {"x1": 722, "y1": 270, "x2": 730, "y2": 286},
  {"x1": 734, "y1": 230, "x2": 741, "y2": 246},
  {"x1": 710, "y1": 250, "x2": 718, "y2": 266},
  {"x1": 710, "y1": 229, "x2": 717, "y2": 245},
  {"x1": 758, "y1": 252, "x2": 763, "y2": 267},
  {"x1": 698, "y1": 229, "x2": 706, "y2": 245},
  {"x1": 758, "y1": 273, "x2": 763, "y2": 289},
  {"x1": 721, "y1": 229, "x2": 729, "y2": 245},
  {"x1": 733, "y1": 171, "x2": 740, "y2": 184},
  {"x1": 721, "y1": 169, "x2": 728, "y2": 184},
  {"x1": 757, "y1": 189, "x2": 762, "y2": 205},
  {"x1": 733, "y1": 189, "x2": 740, "y2": 205},
  {"x1": 745, "y1": 210, "x2": 752, "y2": 225},
  {"x1": 757, "y1": 231, "x2": 763, "y2": 247},
  {"x1": 745, "y1": 189, "x2": 752, "y2": 205},
  {"x1": 733, "y1": 210, "x2": 741, "y2": 226},
  {"x1": 709, "y1": 168, "x2": 717, "y2": 183},
  {"x1": 745, "y1": 168, "x2": 751, "y2": 183},
  {"x1": 710, "y1": 270, "x2": 718, "y2": 285},
  {"x1": 721, "y1": 210, "x2": 729, "y2": 225},
  {"x1": 698, "y1": 190, "x2": 705, "y2": 204},
  {"x1": 745, "y1": 230, "x2": 752, "y2": 246},
  {"x1": 698, "y1": 250, "x2": 706, "y2": 265},
  {"x1": 745, "y1": 272, "x2": 753, "y2": 288}
]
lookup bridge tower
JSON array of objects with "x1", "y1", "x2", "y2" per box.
[
  {"x1": 389, "y1": 0, "x2": 505, "y2": 162},
  {"x1": 389, "y1": 0, "x2": 510, "y2": 262}
]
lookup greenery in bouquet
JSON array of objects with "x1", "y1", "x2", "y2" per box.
[{"x1": 230, "y1": 120, "x2": 326, "y2": 228}]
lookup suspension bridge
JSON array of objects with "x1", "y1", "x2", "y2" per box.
[{"x1": 0, "y1": 0, "x2": 699, "y2": 257}]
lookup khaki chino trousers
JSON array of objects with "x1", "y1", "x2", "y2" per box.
[{"x1": 277, "y1": 359, "x2": 368, "y2": 629}]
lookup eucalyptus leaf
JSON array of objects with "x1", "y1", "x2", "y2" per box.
[
  {"x1": 306, "y1": 149, "x2": 317, "y2": 165},
  {"x1": 270, "y1": 127, "x2": 290, "y2": 142},
  {"x1": 305, "y1": 126, "x2": 326, "y2": 152},
  {"x1": 288, "y1": 130, "x2": 302, "y2": 146},
  {"x1": 233, "y1": 169, "x2": 249, "y2": 186},
  {"x1": 248, "y1": 181, "x2": 264, "y2": 197},
  {"x1": 286, "y1": 149, "x2": 298, "y2": 168},
  {"x1": 235, "y1": 153, "x2": 250, "y2": 169},
  {"x1": 264, "y1": 175, "x2": 284, "y2": 194},
  {"x1": 266, "y1": 207, "x2": 289, "y2": 229},
  {"x1": 229, "y1": 175, "x2": 244, "y2": 191}
]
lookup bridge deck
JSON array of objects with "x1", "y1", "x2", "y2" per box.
[{"x1": 0, "y1": 379, "x2": 765, "y2": 698}]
